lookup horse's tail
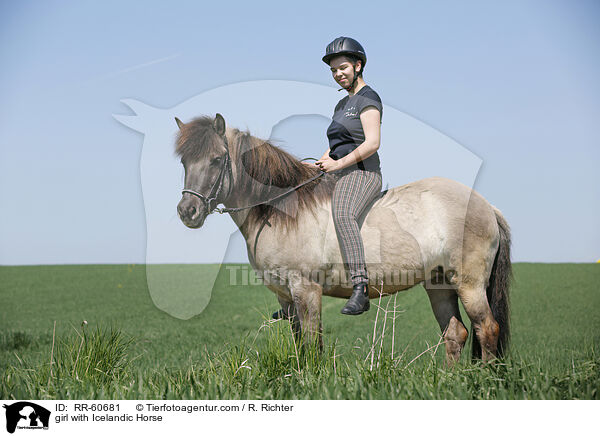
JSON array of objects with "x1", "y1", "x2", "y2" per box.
[{"x1": 472, "y1": 206, "x2": 512, "y2": 360}]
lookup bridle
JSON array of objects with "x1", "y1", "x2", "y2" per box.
[
  {"x1": 181, "y1": 133, "x2": 234, "y2": 215},
  {"x1": 181, "y1": 133, "x2": 325, "y2": 215}
]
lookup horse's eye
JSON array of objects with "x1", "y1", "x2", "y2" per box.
[{"x1": 211, "y1": 156, "x2": 223, "y2": 165}]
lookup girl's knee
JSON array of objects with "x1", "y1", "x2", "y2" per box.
[{"x1": 332, "y1": 210, "x2": 357, "y2": 225}]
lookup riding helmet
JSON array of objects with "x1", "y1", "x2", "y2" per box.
[{"x1": 322, "y1": 36, "x2": 367, "y2": 71}]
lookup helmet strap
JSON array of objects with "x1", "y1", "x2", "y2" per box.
[
  {"x1": 337, "y1": 63, "x2": 361, "y2": 92},
  {"x1": 349, "y1": 69, "x2": 359, "y2": 91}
]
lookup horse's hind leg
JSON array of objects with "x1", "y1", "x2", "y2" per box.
[
  {"x1": 458, "y1": 284, "x2": 499, "y2": 362},
  {"x1": 425, "y1": 287, "x2": 468, "y2": 366}
]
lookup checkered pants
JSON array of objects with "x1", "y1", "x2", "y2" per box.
[{"x1": 331, "y1": 168, "x2": 383, "y2": 286}]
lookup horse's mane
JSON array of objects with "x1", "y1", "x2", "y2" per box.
[
  {"x1": 235, "y1": 130, "x2": 339, "y2": 231},
  {"x1": 176, "y1": 116, "x2": 337, "y2": 231}
]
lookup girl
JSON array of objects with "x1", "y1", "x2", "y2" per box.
[{"x1": 316, "y1": 36, "x2": 383, "y2": 315}]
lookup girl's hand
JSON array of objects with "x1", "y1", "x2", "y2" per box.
[{"x1": 315, "y1": 157, "x2": 341, "y2": 173}]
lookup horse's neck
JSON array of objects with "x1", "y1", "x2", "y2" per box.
[
  {"x1": 222, "y1": 129, "x2": 319, "y2": 241},
  {"x1": 223, "y1": 191, "x2": 264, "y2": 244},
  {"x1": 221, "y1": 135, "x2": 265, "y2": 240}
]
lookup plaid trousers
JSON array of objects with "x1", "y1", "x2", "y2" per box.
[{"x1": 331, "y1": 168, "x2": 383, "y2": 286}]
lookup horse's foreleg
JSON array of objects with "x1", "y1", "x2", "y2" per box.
[
  {"x1": 425, "y1": 288, "x2": 468, "y2": 366},
  {"x1": 288, "y1": 274, "x2": 323, "y2": 350},
  {"x1": 276, "y1": 294, "x2": 301, "y2": 342}
]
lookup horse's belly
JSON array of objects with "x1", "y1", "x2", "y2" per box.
[{"x1": 254, "y1": 199, "x2": 432, "y2": 294}]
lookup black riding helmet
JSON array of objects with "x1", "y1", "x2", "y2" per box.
[{"x1": 322, "y1": 37, "x2": 367, "y2": 90}]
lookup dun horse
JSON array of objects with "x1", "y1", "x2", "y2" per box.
[{"x1": 175, "y1": 114, "x2": 511, "y2": 364}]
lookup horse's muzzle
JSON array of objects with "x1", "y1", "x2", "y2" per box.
[{"x1": 177, "y1": 196, "x2": 207, "y2": 228}]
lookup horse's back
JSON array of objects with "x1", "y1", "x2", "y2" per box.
[
  {"x1": 371, "y1": 176, "x2": 495, "y2": 227},
  {"x1": 363, "y1": 177, "x2": 499, "y2": 271}
]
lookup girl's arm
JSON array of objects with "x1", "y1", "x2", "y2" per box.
[{"x1": 319, "y1": 148, "x2": 331, "y2": 161}]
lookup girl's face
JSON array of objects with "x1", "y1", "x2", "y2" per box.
[{"x1": 329, "y1": 56, "x2": 360, "y2": 87}]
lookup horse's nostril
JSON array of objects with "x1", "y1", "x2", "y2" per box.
[{"x1": 189, "y1": 206, "x2": 196, "y2": 217}]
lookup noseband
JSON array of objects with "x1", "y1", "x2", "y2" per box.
[{"x1": 181, "y1": 133, "x2": 234, "y2": 215}]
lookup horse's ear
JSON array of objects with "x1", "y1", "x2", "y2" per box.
[
  {"x1": 175, "y1": 117, "x2": 185, "y2": 130},
  {"x1": 214, "y1": 113, "x2": 226, "y2": 136}
]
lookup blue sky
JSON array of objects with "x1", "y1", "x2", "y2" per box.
[{"x1": 1, "y1": 0, "x2": 599, "y2": 265}]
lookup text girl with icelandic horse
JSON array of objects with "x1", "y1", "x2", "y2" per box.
[{"x1": 316, "y1": 37, "x2": 384, "y2": 315}]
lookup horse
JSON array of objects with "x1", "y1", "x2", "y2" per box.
[{"x1": 175, "y1": 113, "x2": 511, "y2": 365}]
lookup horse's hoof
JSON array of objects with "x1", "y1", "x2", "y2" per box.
[{"x1": 341, "y1": 283, "x2": 370, "y2": 315}]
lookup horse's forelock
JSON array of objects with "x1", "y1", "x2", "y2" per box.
[{"x1": 175, "y1": 116, "x2": 221, "y2": 161}]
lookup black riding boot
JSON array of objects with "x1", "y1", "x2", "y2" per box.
[{"x1": 341, "y1": 283, "x2": 370, "y2": 315}]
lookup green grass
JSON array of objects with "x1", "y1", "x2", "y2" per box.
[{"x1": 1, "y1": 263, "x2": 599, "y2": 399}]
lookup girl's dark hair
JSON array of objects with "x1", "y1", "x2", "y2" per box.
[{"x1": 345, "y1": 54, "x2": 364, "y2": 77}]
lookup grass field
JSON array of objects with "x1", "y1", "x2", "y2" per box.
[{"x1": 1, "y1": 263, "x2": 598, "y2": 399}]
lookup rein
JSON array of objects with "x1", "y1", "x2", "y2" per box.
[
  {"x1": 181, "y1": 136, "x2": 326, "y2": 215},
  {"x1": 216, "y1": 171, "x2": 325, "y2": 214}
]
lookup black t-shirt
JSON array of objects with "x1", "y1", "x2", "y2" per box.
[{"x1": 326, "y1": 85, "x2": 383, "y2": 172}]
